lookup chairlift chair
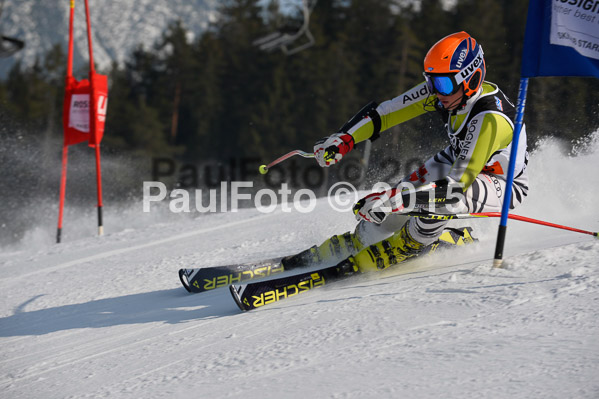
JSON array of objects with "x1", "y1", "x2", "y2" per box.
[
  {"x1": 253, "y1": 0, "x2": 316, "y2": 56},
  {"x1": 0, "y1": 35, "x2": 24, "y2": 57},
  {"x1": 0, "y1": 0, "x2": 25, "y2": 57}
]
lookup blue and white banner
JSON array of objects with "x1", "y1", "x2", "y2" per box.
[
  {"x1": 522, "y1": 0, "x2": 599, "y2": 78},
  {"x1": 551, "y1": 1, "x2": 599, "y2": 61}
]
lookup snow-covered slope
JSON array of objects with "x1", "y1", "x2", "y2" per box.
[
  {"x1": 0, "y1": 0, "x2": 218, "y2": 77},
  {"x1": 1, "y1": 133, "x2": 598, "y2": 398}
]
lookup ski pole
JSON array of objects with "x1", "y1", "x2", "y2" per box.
[
  {"x1": 259, "y1": 149, "x2": 314, "y2": 174},
  {"x1": 406, "y1": 211, "x2": 598, "y2": 238}
]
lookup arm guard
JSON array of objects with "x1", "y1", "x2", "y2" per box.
[{"x1": 338, "y1": 101, "x2": 382, "y2": 142}]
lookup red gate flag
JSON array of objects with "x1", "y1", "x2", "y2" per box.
[
  {"x1": 62, "y1": 72, "x2": 108, "y2": 147},
  {"x1": 57, "y1": 0, "x2": 107, "y2": 243}
]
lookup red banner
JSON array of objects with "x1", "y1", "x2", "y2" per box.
[{"x1": 62, "y1": 73, "x2": 107, "y2": 147}]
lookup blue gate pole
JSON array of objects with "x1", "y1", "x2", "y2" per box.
[{"x1": 493, "y1": 77, "x2": 529, "y2": 268}]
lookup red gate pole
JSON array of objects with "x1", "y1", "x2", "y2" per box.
[
  {"x1": 95, "y1": 144, "x2": 104, "y2": 235},
  {"x1": 57, "y1": 0, "x2": 76, "y2": 243},
  {"x1": 84, "y1": 0, "x2": 103, "y2": 236},
  {"x1": 57, "y1": 146, "x2": 69, "y2": 243}
]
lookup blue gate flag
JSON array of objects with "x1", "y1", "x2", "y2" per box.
[
  {"x1": 521, "y1": 0, "x2": 599, "y2": 78},
  {"x1": 494, "y1": 0, "x2": 598, "y2": 266}
]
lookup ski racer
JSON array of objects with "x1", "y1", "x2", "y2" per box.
[{"x1": 281, "y1": 31, "x2": 529, "y2": 274}]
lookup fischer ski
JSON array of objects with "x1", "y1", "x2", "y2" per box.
[
  {"x1": 230, "y1": 263, "x2": 347, "y2": 311},
  {"x1": 230, "y1": 226, "x2": 477, "y2": 311},
  {"x1": 179, "y1": 258, "x2": 283, "y2": 293}
]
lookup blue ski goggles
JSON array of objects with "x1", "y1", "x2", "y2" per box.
[{"x1": 423, "y1": 73, "x2": 461, "y2": 96}]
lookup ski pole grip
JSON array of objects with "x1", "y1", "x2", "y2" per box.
[{"x1": 323, "y1": 146, "x2": 339, "y2": 162}]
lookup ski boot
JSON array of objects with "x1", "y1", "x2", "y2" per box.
[
  {"x1": 281, "y1": 232, "x2": 363, "y2": 270},
  {"x1": 352, "y1": 222, "x2": 425, "y2": 273}
]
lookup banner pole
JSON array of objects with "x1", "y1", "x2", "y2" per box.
[
  {"x1": 57, "y1": 146, "x2": 69, "y2": 243},
  {"x1": 95, "y1": 144, "x2": 104, "y2": 235},
  {"x1": 84, "y1": 0, "x2": 95, "y2": 75},
  {"x1": 57, "y1": 0, "x2": 75, "y2": 243},
  {"x1": 67, "y1": 0, "x2": 74, "y2": 77},
  {"x1": 493, "y1": 77, "x2": 529, "y2": 267},
  {"x1": 84, "y1": 0, "x2": 103, "y2": 236}
]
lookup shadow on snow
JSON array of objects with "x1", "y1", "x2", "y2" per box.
[{"x1": 0, "y1": 287, "x2": 240, "y2": 337}]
